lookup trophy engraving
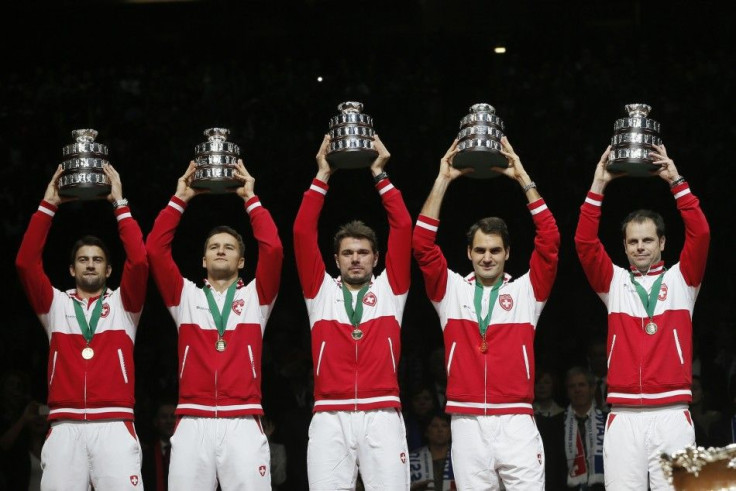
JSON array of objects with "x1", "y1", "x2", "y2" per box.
[
  {"x1": 453, "y1": 103, "x2": 507, "y2": 179},
  {"x1": 326, "y1": 102, "x2": 378, "y2": 169},
  {"x1": 58, "y1": 129, "x2": 111, "y2": 199},
  {"x1": 607, "y1": 103, "x2": 663, "y2": 176},
  {"x1": 192, "y1": 128, "x2": 241, "y2": 193}
]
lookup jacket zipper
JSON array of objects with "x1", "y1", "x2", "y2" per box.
[
  {"x1": 316, "y1": 341, "x2": 326, "y2": 376},
  {"x1": 49, "y1": 351, "x2": 58, "y2": 386},
  {"x1": 248, "y1": 345, "x2": 257, "y2": 378},
  {"x1": 522, "y1": 345, "x2": 530, "y2": 379},
  {"x1": 180, "y1": 345, "x2": 190, "y2": 379},
  {"x1": 672, "y1": 329, "x2": 684, "y2": 365},
  {"x1": 447, "y1": 342, "x2": 457, "y2": 377},
  {"x1": 388, "y1": 337, "x2": 396, "y2": 373}
]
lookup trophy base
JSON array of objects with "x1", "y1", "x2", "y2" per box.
[
  {"x1": 191, "y1": 179, "x2": 240, "y2": 194},
  {"x1": 453, "y1": 149, "x2": 508, "y2": 179},
  {"x1": 59, "y1": 184, "x2": 111, "y2": 200},
  {"x1": 607, "y1": 159, "x2": 660, "y2": 177},
  {"x1": 326, "y1": 149, "x2": 378, "y2": 169}
]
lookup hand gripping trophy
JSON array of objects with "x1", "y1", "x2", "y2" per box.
[
  {"x1": 607, "y1": 103, "x2": 663, "y2": 177},
  {"x1": 325, "y1": 101, "x2": 379, "y2": 169}
]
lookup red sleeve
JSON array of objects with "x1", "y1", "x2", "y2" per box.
[
  {"x1": 574, "y1": 191, "x2": 614, "y2": 294},
  {"x1": 115, "y1": 205, "x2": 149, "y2": 313},
  {"x1": 672, "y1": 183, "x2": 710, "y2": 286},
  {"x1": 246, "y1": 196, "x2": 284, "y2": 306},
  {"x1": 292, "y1": 179, "x2": 328, "y2": 299},
  {"x1": 412, "y1": 214, "x2": 449, "y2": 303},
  {"x1": 15, "y1": 201, "x2": 56, "y2": 314},
  {"x1": 145, "y1": 196, "x2": 187, "y2": 307},
  {"x1": 377, "y1": 179, "x2": 412, "y2": 295},
  {"x1": 527, "y1": 199, "x2": 560, "y2": 301}
]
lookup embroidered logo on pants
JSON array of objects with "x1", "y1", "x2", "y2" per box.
[
  {"x1": 259, "y1": 465, "x2": 267, "y2": 476},
  {"x1": 130, "y1": 475, "x2": 139, "y2": 486},
  {"x1": 400, "y1": 452, "x2": 406, "y2": 463}
]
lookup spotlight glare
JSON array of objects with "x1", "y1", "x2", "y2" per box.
[
  {"x1": 317, "y1": 76, "x2": 324, "y2": 82},
  {"x1": 494, "y1": 46, "x2": 507, "y2": 54}
]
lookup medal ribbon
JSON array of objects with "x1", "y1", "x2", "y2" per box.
[
  {"x1": 72, "y1": 288, "x2": 106, "y2": 344},
  {"x1": 474, "y1": 276, "x2": 504, "y2": 338},
  {"x1": 629, "y1": 271, "x2": 665, "y2": 320},
  {"x1": 203, "y1": 280, "x2": 238, "y2": 338},
  {"x1": 342, "y1": 283, "x2": 370, "y2": 328}
]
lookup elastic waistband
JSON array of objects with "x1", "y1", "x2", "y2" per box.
[{"x1": 611, "y1": 403, "x2": 688, "y2": 413}]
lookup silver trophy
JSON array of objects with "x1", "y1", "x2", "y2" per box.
[
  {"x1": 58, "y1": 129, "x2": 111, "y2": 199},
  {"x1": 326, "y1": 101, "x2": 378, "y2": 169},
  {"x1": 192, "y1": 128, "x2": 241, "y2": 193},
  {"x1": 453, "y1": 103, "x2": 507, "y2": 179},
  {"x1": 607, "y1": 103, "x2": 662, "y2": 176}
]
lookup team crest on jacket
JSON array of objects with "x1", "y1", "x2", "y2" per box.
[
  {"x1": 400, "y1": 452, "x2": 406, "y2": 463},
  {"x1": 130, "y1": 475, "x2": 139, "y2": 486},
  {"x1": 259, "y1": 465, "x2": 267, "y2": 476},
  {"x1": 232, "y1": 298, "x2": 245, "y2": 315},
  {"x1": 499, "y1": 294, "x2": 513, "y2": 311},
  {"x1": 363, "y1": 292, "x2": 377, "y2": 307},
  {"x1": 658, "y1": 283, "x2": 668, "y2": 301},
  {"x1": 101, "y1": 303, "x2": 110, "y2": 318}
]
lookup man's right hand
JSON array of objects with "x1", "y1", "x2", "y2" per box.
[
  {"x1": 315, "y1": 134, "x2": 335, "y2": 183},
  {"x1": 590, "y1": 145, "x2": 620, "y2": 194},
  {"x1": 175, "y1": 161, "x2": 208, "y2": 202},
  {"x1": 43, "y1": 164, "x2": 76, "y2": 206}
]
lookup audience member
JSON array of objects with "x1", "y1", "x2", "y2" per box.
[{"x1": 409, "y1": 413, "x2": 455, "y2": 491}]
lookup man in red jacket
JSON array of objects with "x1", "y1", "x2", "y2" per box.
[
  {"x1": 146, "y1": 160, "x2": 283, "y2": 490},
  {"x1": 293, "y1": 135, "x2": 412, "y2": 490},
  {"x1": 412, "y1": 137, "x2": 559, "y2": 489},
  {"x1": 574, "y1": 144, "x2": 710, "y2": 490},
  {"x1": 16, "y1": 163, "x2": 148, "y2": 490}
]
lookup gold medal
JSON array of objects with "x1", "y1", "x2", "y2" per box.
[
  {"x1": 351, "y1": 328, "x2": 363, "y2": 341},
  {"x1": 81, "y1": 346, "x2": 95, "y2": 360},
  {"x1": 645, "y1": 321, "x2": 658, "y2": 335},
  {"x1": 215, "y1": 338, "x2": 227, "y2": 352},
  {"x1": 479, "y1": 340, "x2": 488, "y2": 353}
]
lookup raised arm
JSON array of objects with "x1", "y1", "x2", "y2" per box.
[
  {"x1": 15, "y1": 165, "x2": 71, "y2": 314},
  {"x1": 293, "y1": 135, "x2": 334, "y2": 298},
  {"x1": 651, "y1": 144, "x2": 710, "y2": 286},
  {"x1": 412, "y1": 140, "x2": 470, "y2": 301},
  {"x1": 145, "y1": 162, "x2": 207, "y2": 307},
  {"x1": 496, "y1": 138, "x2": 560, "y2": 300},
  {"x1": 105, "y1": 163, "x2": 148, "y2": 313},
  {"x1": 574, "y1": 146, "x2": 618, "y2": 293},
  {"x1": 370, "y1": 135, "x2": 412, "y2": 295},
  {"x1": 233, "y1": 160, "x2": 284, "y2": 306}
]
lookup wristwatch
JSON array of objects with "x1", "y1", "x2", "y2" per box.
[
  {"x1": 112, "y1": 198, "x2": 129, "y2": 208},
  {"x1": 373, "y1": 172, "x2": 389, "y2": 183}
]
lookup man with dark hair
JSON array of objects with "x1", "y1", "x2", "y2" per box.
[
  {"x1": 412, "y1": 137, "x2": 559, "y2": 489},
  {"x1": 16, "y1": 163, "x2": 148, "y2": 490},
  {"x1": 574, "y1": 144, "x2": 710, "y2": 490},
  {"x1": 146, "y1": 159, "x2": 283, "y2": 490},
  {"x1": 293, "y1": 134, "x2": 412, "y2": 490}
]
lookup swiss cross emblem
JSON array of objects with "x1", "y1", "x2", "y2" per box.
[
  {"x1": 101, "y1": 303, "x2": 110, "y2": 318},
  {"x1": 658, "y1": 283, "x2": 668, "y2": 301},
  {"x1": 400, "y1": 452, "x2": 406, "y2": 463},
  {"x1": 499, "y1": 294, "x2": 513, "y2": 311},
  {"x1": 537, "y1": 453, "x2": 543, "y2": 465},
  {"x1": 130, "y1": 475, "x2": 139, "y2": 486},
  {"x1": 259, "y1": 465, "x2": 267, "y2": 476},
  {"x1": 231, "y1": 298, "x2": 245, "y2": 315},
  {"x1": 363, "y1": 292, "x2": 377, "y2": 307}
]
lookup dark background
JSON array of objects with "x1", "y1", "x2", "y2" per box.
[{"x1": 2, "y1": 0, "x2": 734, "y2": 487}]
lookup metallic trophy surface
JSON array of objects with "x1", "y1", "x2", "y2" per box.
[
  {"x1": 326, "y1": 101, "x2": 378, "y2": 169},
  {"x1": 453, "y1": 103, "x2": 507, "y2": 179},
  {"x1": 58, "y1": 129, "x2": 111, "y2": 199},
  {"x1": 660, "y1": 444, "x2": 736, "y2": 490},
  {"x1": 607, "y1": 103, "x2": 663, "y2": 176},
  {"x1": 192, "y1": 128, "x2": 241, "y2": 193}
]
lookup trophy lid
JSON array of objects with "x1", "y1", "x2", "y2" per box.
[
  {"x1": 338, "y1": 101, "x2": 364, "y2": 113},
  {"x1": 204, "y1": 128, "x2": 230, "y2": 141},
  {"x1": 72, "y1": 129, "x2": 99, "y2": 143},
  {"x1": 469, "y1": 103, "x2": 496, "y2": 114},
  {"x1": 625, "y1": 103, "x2": 652, "y2": 118}
]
